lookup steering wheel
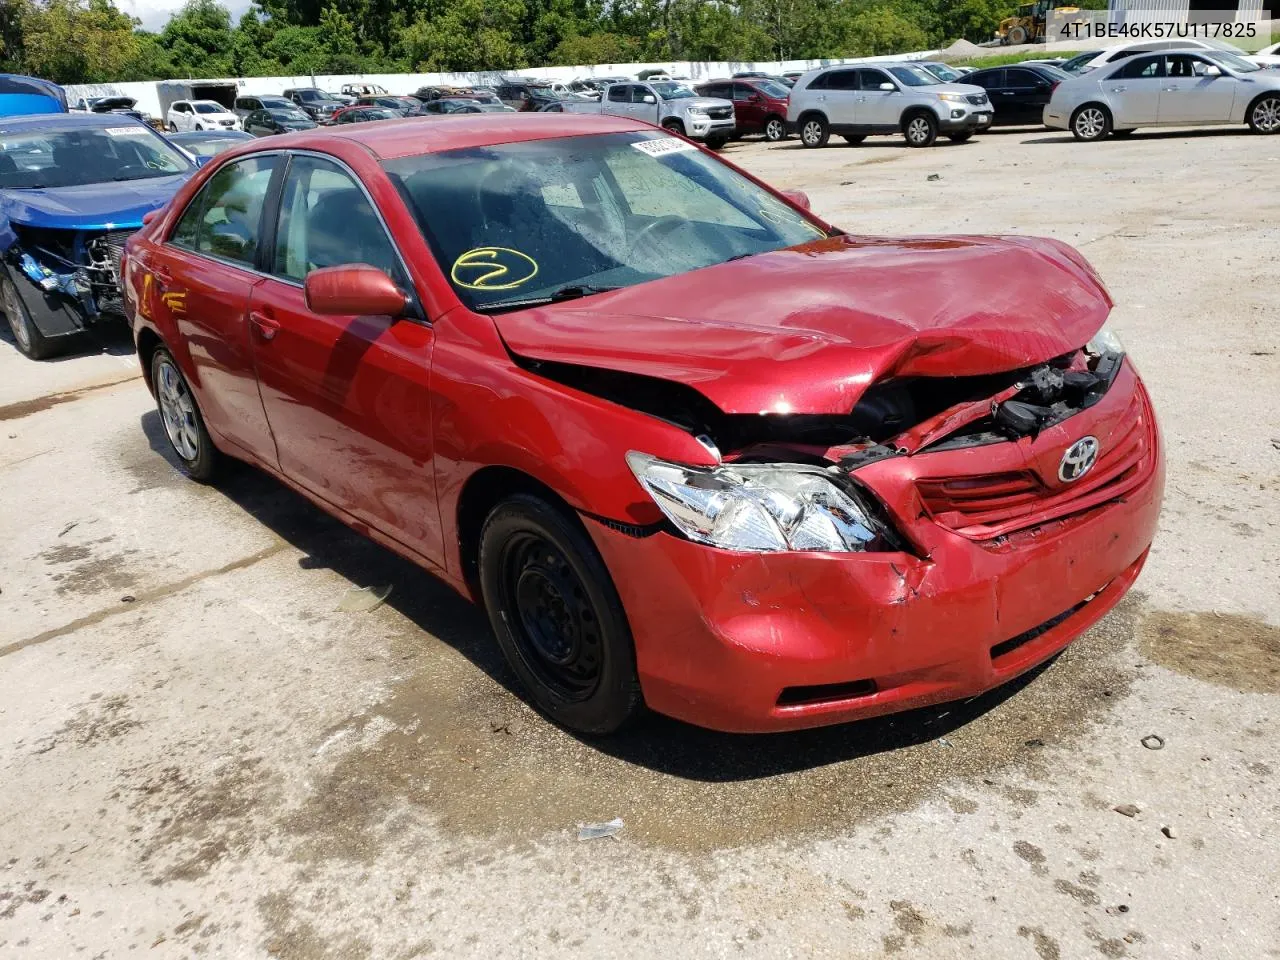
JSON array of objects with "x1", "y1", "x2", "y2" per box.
[{"x1": 628, "y1": 215, "x2": 688, "y2": 258}]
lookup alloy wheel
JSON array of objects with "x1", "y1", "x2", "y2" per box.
[
  {"x1": 765, "y1": 118, "x2": 784, "y2": 141},
  {"x1": 155, "y1": 357, "x2": 200, "y2": 462},
  {"x1": 802, "y1": 120, "x2": 822, "y2": 146},
  {"x1": 3, "y1": 280, "x2": 30, "y2": 352},
  {"x1": 907, "y1": 117, "x2": 931, "y2": 144},
  {"x1": 1253, "y1": 97, "x2": 1280, "y2": 133},
  {"x1": 1075, "y1": 107, "x2": 1106, "y2": 140}
]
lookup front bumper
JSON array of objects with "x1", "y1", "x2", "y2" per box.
[
  {"x1": 939, "y1": 107, "x2": 994, "y2": 132},
  {"x1": 587, "y1": 367, "x2": 1164, "y2": 733},
  {"x1": 687, "y1": 116, "x2": 736, "y2": 140}
]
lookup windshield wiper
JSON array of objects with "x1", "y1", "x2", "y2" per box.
[{"x1": 474, "y1": 284, "x2": 619, "y2": 313}]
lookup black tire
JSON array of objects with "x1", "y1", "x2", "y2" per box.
[
  {"x1": 799, "y1": 114, "x2": 829, "y2": 148},
  {"x1": 1, "y1": 270, "x2": 67, "y2": 360},
  {"x1": 150, "y1": 346, "x2": 220, "y2": 482},
  {"x1": 763, "y1": 116, "x2": 787, "y2": 142},
  {"x1": 168, "y1": 122, "x2": 178, "y2": 132},
  {"x1": 1247, "y1": 94, "x2": 1280, "y2": 134},
  {"x1": 1007, "y1": 24, "x2": 1029, "y2": 45},
  {"x1": 478, "y1": 494, "x2": 642, "y2": 735},
  {"x1": 1070, "y1": 103, "x2": 1111, "y2": 142},
  {"x1": 661, "y1": 118, "x2": 685, "y2": 136},
  {"x1": 948, "y1": 131, "x2": 973, "y2": 143},
  {"x1": 704, "y1": 135, "x2": 728, "y2": 150},
  {"x1": 841, "y1": 134, "x2": 866, "y2": 144},
  {"x1": 903, "y1": 111, "x2": 938, "y2": 147}
]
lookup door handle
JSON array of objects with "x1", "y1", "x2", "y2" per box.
[
  {"x1": 856, "y1": 96, "x2": 866, "y2": 102},
  {"x1": 1000, "y1": 91, "x2": 1014, "y2": 95},
  {"x1": 249, "y1": 310, "x2": 280, "y2": 341},
  {"x1": 816, "y1": 95, "x2": 826, "y2": 102},
  {"x1": 1162, "y1": 86, "x2": 1181, "y2": 92}
]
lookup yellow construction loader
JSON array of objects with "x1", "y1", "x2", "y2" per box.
[{"x1": 996, "y1": 0, "x2": 1083, "y2": 45}]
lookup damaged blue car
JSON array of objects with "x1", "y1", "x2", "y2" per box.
[{"x1": 1, "y1": 113, "x2": 197, "y2": 358}]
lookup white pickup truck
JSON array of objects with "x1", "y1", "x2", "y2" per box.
[{"x1": 564, "y1": 80, "x2": 736, "y2": 147}]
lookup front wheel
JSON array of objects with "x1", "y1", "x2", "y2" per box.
[
  {"x1": 661, "y1": 119, "x2": 685, "y2": 136},
  {"x1": 168, "y1": 122, "x2": 178, "y2": 132},
  {"x1": 948, "y1": 131, "x2": 973, "y2": 143},
  {"x1": 704, "y1": 134, "x2": 728, "y2": 149},
  {"x1": 799, "y1": 115, "x2": 829, "y2": 148},
  {"x1": 1071, "y1": 104, "x2": 1111, "y2": 141},
  {"x1": 151, "y1": 347, "x2": 220, "y2": 482},
  {"x1": 1248, "y1": 94, "x2": 1280, "y2": 134},
  {"x1": 2, "y1": 272, "x2": 62, "y2": 360},
  {"x1": 763, "y1": 116, "x2": 787, "y2": 142},
  {"x1": 479, "y1": 494, "x2": 643, "y2": 734},
  {"x1": 904, "y1": 112, "x2": 938, "y2": 147}
]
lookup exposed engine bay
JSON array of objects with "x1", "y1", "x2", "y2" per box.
[{"x1": 7, "y1": 223, "x2": 133, "y2": 322}]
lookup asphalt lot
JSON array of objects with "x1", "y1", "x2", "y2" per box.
[{"x1": 2, "y1": 124, "x2": 1278, "y2": 960}]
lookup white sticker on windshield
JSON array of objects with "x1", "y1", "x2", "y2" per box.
[
  {"x1": 631, "y1": 137, "x2": 697, "y2": 157},
  {"x1": 104, "y1": 126, "x2": 149, "y2": 136}
]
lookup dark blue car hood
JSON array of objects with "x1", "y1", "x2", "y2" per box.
[{"x1": 0, "y1": 173, "x2": 191, "y2": 231}]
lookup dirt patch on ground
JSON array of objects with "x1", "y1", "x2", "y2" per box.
[
  {"x1": 39, "y1": 536, "x2": 140, "y2": 597},
  {"x1": 282, "y1": 592, "x2": 1143, "y2": 856},
  {"x1": 1139, "y1": 610, "x2": 1280, "y2": 694},
  {"x1": 0, "y1": 374, "x2": 139, "y2": 422}
]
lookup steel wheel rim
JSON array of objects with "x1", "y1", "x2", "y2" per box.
[
  {"x1": 499, "y1": 532, "x2": 602, "y2": 702},
  {"x1": 156, "y1": 359, "x2": 200, "y2": 462},
  {"x1": 908, "y1": 117, "x2": 931, "y2": 143},
  {"x1": 3, "y1": 282, "x2": 30, "y2": 351},
  {"x1": 802, "y1": 121, "x2": 822, "y2": 145},
  {"x1": 1255, "y1": 98, "x2": 1280, "y2": 132},
  {"x1": 766, "y1": 119, "x2": 783, "y2": 140},
  {"x1": 1077, "y1": 108, "x2": 1104, "y2": 138}
]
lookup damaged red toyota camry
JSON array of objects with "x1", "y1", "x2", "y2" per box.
[{"x1": 122, "y1": 114, "x2": 1163, "y2": 735}]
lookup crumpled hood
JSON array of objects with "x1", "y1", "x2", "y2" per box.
[
  {"x1": 493, "y1": 234, "x2": 1111, "y2": 415},
  {"x1": 0, "y1": 174, "x2": 191, "y2": 231}
]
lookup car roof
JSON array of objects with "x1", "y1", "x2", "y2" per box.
[
  {"x1": 0, "y1": 112, "x2": 151, "y2": 135},
  {"x1": 239, "y1": 113, "x2": 652, "y2": 161}
]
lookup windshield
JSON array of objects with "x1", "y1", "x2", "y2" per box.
[
  {"x1": 923, "y1": 63, "x2": 962, "y2": 81},
  {"x1": 384, "y1": 131, "x2": 827, "y2": 312},
  {"x1": 294, "y1": 90, "x2": 325, "y2": 102},
  {"x1": 1204, "y1": 50, "x2": 1260, "y2": 72},
  {"x1": 269, "y1": 109, "x2": 310, "y2": 122},
  {"x1": 0, "y1": 125, "x2": 192, "y2": 189},
  {"x1": 888, "y1": 65, "x2": 942, "y2": 86},
  {"x1": 194, "y1": 102, "x2": 224, "y2": 114},
  {"x1": 754, "y1": 80, "x2": 791, "y2": 98},
  {"x1": 176, "y1": 136, "x2": 247, "y2": 158},
  {"x1": 365, "y1": 109, "x2": 399, "y2": 119},
  {"x1": 650, "y1": 82, "x2": 697, "y2": 99},
  {"x1": 1061, "y1": 51, "x2": 1100, "y2": 72}
]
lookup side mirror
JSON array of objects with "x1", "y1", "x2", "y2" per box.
[
  {"x1": 304, "y1": 264, "x2": 407, "y2": 317},
  {"x1": 781, "y1": 189, "x2": 811, "y2": 210},
  {"x1": 879, "y1": 82, "x2": 896, "y2": 91},
  {"x1": 642, "y1": 94, "x2": 657, "y2": 103},
  {"x1": 1204, "y1": 65, "x2": 1222, "y2": 77}
]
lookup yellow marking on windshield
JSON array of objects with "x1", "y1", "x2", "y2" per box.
[{"x1": 451, "y1": 247, "x2": 539, "y2": 290}]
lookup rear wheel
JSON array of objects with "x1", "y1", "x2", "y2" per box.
[
  {"x1": 479, "y1": 494, "x2": 642, "y2": 734},
  {"x1": 841, "y1": 134, "x2": 866, "y2": 144},
  {"x1": 763, "y1": 116, "x2": 787, "y2": 141},
  {"x1": 151, "y1": 347, "x2": 220, "y2": 482},
  {"x1": 1007, "y1": 24, "x2": 1029, "y2": 45},
  {"x1": 704, "y1": 135, "x2": 728, "y2": 149},
  {"x1": 1247, "y1": 94, "x2": 1280, "y2": 134},
  {"x1": 1071, "y1": 104, "x2": 1111, "y2": 141},
  {"x1": 2, "y1": 272, "x2": 61, "y2": 360},
  {"x1": 948, "y1": 131, "x2": 973, "y2": 143},
  {"x1": 904, "y1": 112, "x2": 938, "y2": 147},
  {"x1": 799, "y1": 115, "x2": 829, "y2": 148}
]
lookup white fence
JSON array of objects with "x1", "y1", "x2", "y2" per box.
[{"x1": 64, "y1": 53, "x2": 938, "y2": 121}]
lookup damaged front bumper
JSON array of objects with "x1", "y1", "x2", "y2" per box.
[
  {"x1": 586, "y1": 363, "x2": 1164, "y2": 733},
  {"x1": 2, "y1": 228, "x2": 133, "y2": 341}
]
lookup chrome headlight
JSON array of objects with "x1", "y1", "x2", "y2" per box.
[
  {"x1": 627, "y1": 452, "x2": 889, "y2": 553},
  {"x1": 686, "y1": 106, "x2": 708, "y2": 115},
  {"x1": 1085, "y1": 321, "x2": 1125, "y2": 357},
  {"x1": 937, "y1": 92, "x2": 968, "y2": 103}
]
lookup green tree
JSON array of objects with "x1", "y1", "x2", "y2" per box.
[
  {"x1": 397, "y1": 0, "x2": 527, "y2": 71},
  {"x1": 160, "y1": 0, "x2": 234, "y2": 75},
  {"x1": 548, "y1": 31, "x2": 640, "y2": 65},
  {"x1": 21, "y1": 0, "x2": 140, "y2": 83}
]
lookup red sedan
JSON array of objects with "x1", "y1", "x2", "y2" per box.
[{"x1": 122, "y1": 115, "x2": 1163, "y2": 735}]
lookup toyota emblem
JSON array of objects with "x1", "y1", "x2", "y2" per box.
[{"x1": 1058, "y1": 436, "x2": 1100, "y2": 483}]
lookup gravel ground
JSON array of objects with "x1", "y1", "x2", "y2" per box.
[{"x1": 1, "y1": 123, "x2": 1278, "y2": 960}]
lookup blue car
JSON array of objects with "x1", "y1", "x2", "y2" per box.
[
  {"x1": 0, "y1": 74, "x2": 67, "y2": 118},
  {"x1": 0, "y1": 113, "x2": 197, "y2": 359}
]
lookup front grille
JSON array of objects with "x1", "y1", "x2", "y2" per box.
[
  {"x1": 917, "y1": 387, "x2": 1153, "y2": 540},
  {"x1": 100, "y1": 229, "x2": 135, "y2": 280},
  {"x1": 966, "y1": 93, "x2": 989, "y2": 106},
  {"x1": 707, "y1": 106, "x2": 733, "y2": 120}
]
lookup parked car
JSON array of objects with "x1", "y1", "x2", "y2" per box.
[
  {"x1": 332, "y1": 106, "x2": 402, "y2": 124},
  {"x1": 243, "y1": 107, "x2": 318, "y2": 136},
  {"x1": 168, "y1": 129, "x2": 255, "y2": 158},
  {"x1": 788, "y1": 62, "x2": 992, "y2": 147},
  {"x1": 1247, "y1": 40, "x2": 1280, "y2": 68},
  {"x1": 342, "y1": 83, "x2": 389, "y2": 98},
  {"x1": 282, "y1": 87, "x2": 344, "y2": 123},
  {"x1": 233, "y1": 95, "x2": 295, "y2": 120},
  {"x1": 1069, "y1": 37, "x2": 1246, "y2": 75},
  {"x1": 356, "y1": 95, "x2": 420, "y2": 113},
  {"x1": 416, "y1": 98, "x2": 513, "y2": 115},
  {"x1": 565, "y1": 81, "x2": 736, "y2": 146},
  {"x1": 1059, "y1": 50, "x2": 1105, "y2": 74},
  {"x1": 0, "y1": 114, "x2": 196, "y2": 358},
  {"x1": 1045, "y1": 48, "x2": 1280, "y2": 140},
  {"x1": 915, "y1": 61, "x2": 967, "y2": 83},
  {"x1": 167, "y1": 99, "x2": 239, "y2": 133},
  {"x1": 962, "y1": 63, "x2": 1069, "y2": 126},
  {"x1": 0, "y1": 74, "x2": 66, "y2": 117},
  {"x1": 696, "y1": 77, "x2": 791, "y2": 141},
  {"x1": 122, "y1": 113, "x2": 1163, "y2": 735},
  {"x1": 72, "y1": 96, "x2": 147, "y2": 123}
]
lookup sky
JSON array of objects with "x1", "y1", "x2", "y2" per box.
[{"x1": 117, "y1": 0, "x2": 255, "y2": 32}]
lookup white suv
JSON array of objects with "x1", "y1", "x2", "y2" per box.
[
  {"x1": 166, "y1": 99, "x2": 240, "y2": 133},
  {"x1": 787, "y1": 62, "x2": 993, "y2": 148}
]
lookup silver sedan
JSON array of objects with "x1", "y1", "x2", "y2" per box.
[{"x1": 1044, "y1": 47, "x2": 1280, "y2": 141}]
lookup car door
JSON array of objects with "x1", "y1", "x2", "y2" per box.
[
  {"x1": 1005, "y1": 67, "x2": 1052, "y2": 124},
  {"x1": 1106, "y1": 55, "x2": 1164, "y2": 125},
  {"x1": 811, "y1": 69, "x2": 858, "y2": 126},
  {"x1": 855, "y1": 68, "x2": 898, "y2": 128},
  {"x1": 246, "y1": 152, "x2": 442, "y2": 563},
  {"x1": 602, "y1": 83, "x2": 636, "y2": 120},
  {"x1": 1159, "y1": 54, "x2": 1240, "y2": 124},
  {"x1": 969, "y1": 69, "x2": 1009, "y2": 122},
  {"x1": 733, "y1": 82, "x2": 764, "y2": 132},
  {"x1": 155, "y1": 154, "x2": 280, "y2": 464}
]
